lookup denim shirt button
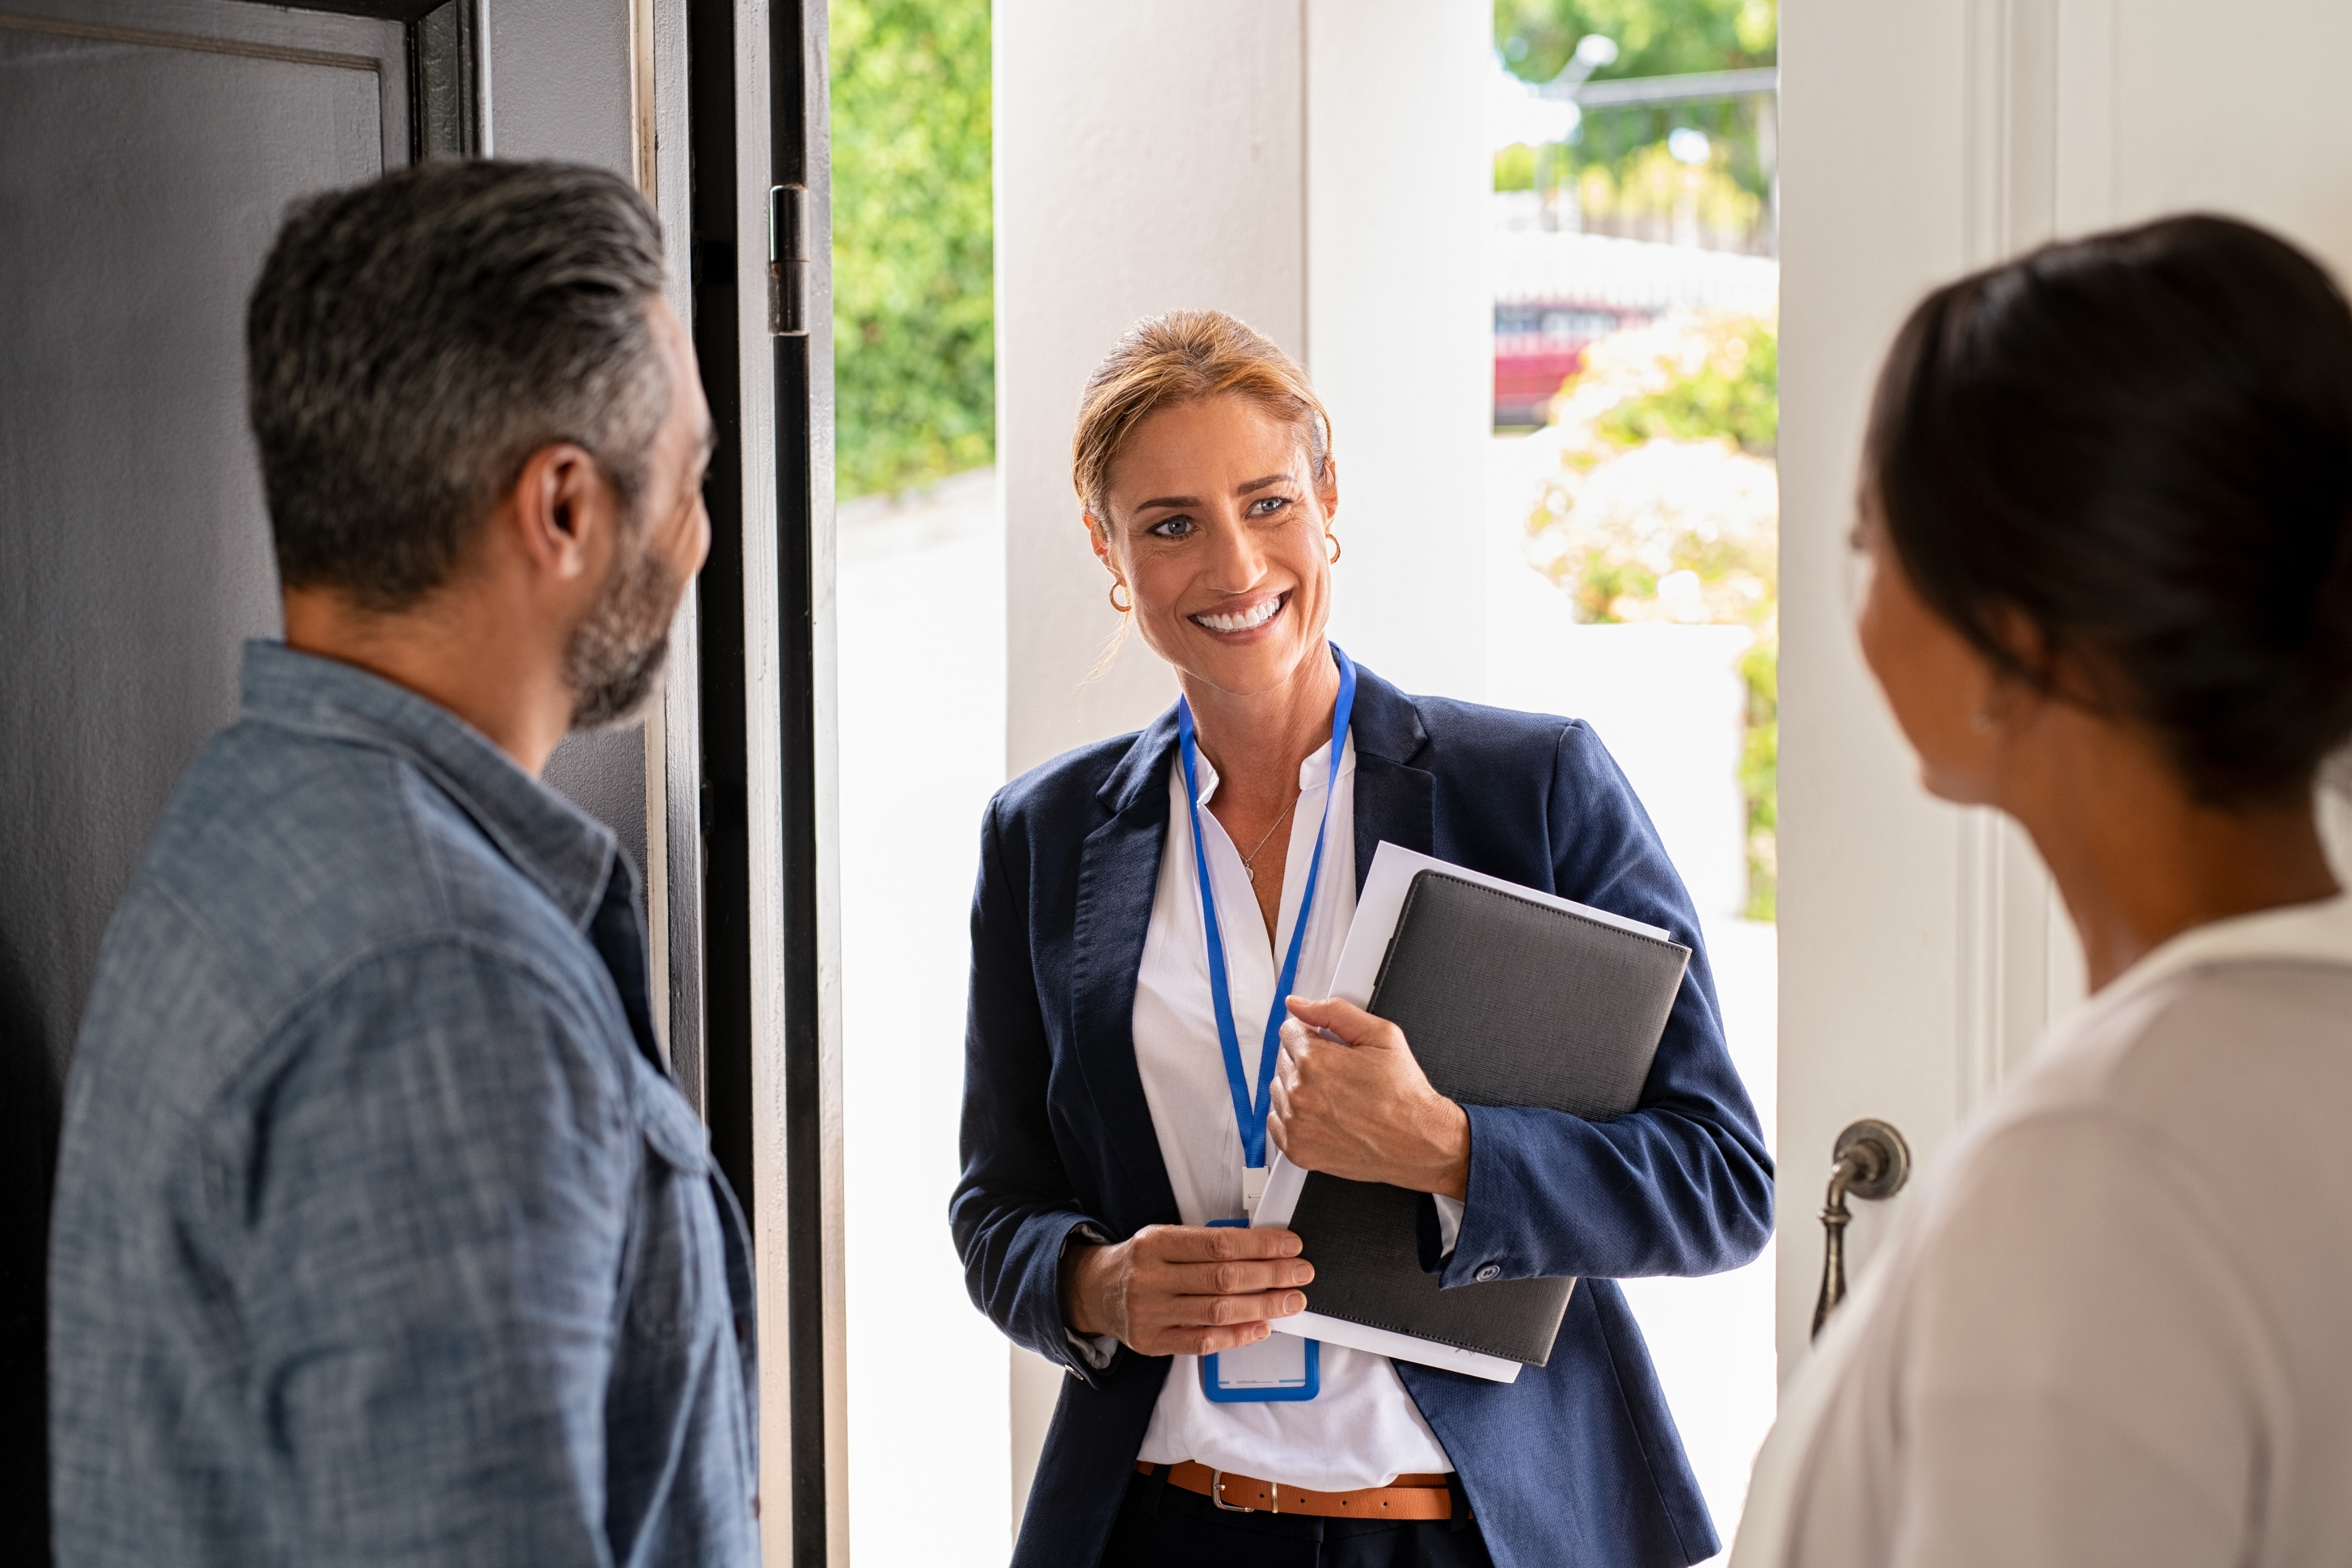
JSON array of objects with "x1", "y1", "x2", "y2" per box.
[{"x1": 1474, "y1": 1263, "x2": 1502, "y2": 1283}]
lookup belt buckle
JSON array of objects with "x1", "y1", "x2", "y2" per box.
[{"x1": 1209, "y1": 1470, "x2": 1276, "y2": 1515}]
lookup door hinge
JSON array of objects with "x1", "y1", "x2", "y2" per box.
[{"x1": 767, "y1": 184, "x2": 810, "y2": 337}]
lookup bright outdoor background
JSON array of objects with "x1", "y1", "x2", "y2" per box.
[{"x1": 830, "y1": 3, "x2": 1781, "y2": 1561}]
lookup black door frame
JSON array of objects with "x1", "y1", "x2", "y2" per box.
[{"x1": 687, "y1": 0, "x2": 836, "y2": 1560}]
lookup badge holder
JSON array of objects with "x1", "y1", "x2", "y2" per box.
[
  {"x1": 1177, "y1": 648, "x2": 1353, "y2": 1410},
  {"x1": 1200, "y1": 1216, "x2": 1320, "y2": 1402}
]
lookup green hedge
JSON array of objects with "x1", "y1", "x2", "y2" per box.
[{"x1": 830, "y1": 0, "x2": 993, "y2": 499}]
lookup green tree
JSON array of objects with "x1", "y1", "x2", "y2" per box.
[
  {"x1": 1495, "y1": 0, "x2": 1778, "y2": 220},
  {"x1": 829, "y1": 0, "x2": 992, "y2": 498},
  {"x1": 1495, "y1": 0, "x2": 1774, "y2": 84}
]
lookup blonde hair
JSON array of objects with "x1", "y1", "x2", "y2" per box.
[{"x1": 1071, "y1": 309, "x2": 1333, "y2": 532}]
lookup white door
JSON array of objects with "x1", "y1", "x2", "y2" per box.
[{"x1": 1778, "y1": 0, "x2": 2352, "y2": 1380}]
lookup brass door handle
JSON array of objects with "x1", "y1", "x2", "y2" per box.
[{"x1": 1811, "y1": 1118, "x2": 1911, "y2": 1340}]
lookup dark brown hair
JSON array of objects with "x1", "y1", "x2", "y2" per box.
[{"x1": 1866, "y1": 213, "x2": 2352, "y2": 807}]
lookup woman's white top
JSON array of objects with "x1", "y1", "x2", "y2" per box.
[
  {"x1": 1733, "y1": 892, "x2": 2352, "y2": 1568},
  {"x1": 1125, "y1": 732, "x2": 1454, "y2": 1490}
]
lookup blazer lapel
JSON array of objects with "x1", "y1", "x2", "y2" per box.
[
  {"x1": 1067, "y1": 712, "x2": 1184, "y2": 1226},
  {"x1": 1345, "y1": 664, "x2": 1435, "y2": 895},
  {"x1": 1061, "y1": 666, "x2": 1429, "y2": 1226}
]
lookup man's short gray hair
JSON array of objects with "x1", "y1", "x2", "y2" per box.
[{"x1": 248, "y1": 160, "x2": 669, "y2": 609}]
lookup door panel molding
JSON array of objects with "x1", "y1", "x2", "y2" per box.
[
  {"x1": 1952, "y1": 0, "x2": 2098, "y2": 1120},
  {"x1": 1, "y1": 0, "x2": 407, "y2": 164},
  {"x1": 0, "y1": 11, "x2": 380, "y2": 68}
]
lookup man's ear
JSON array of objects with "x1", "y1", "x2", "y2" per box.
[{"x1": 506, "y1": 441, "x2": 605, "y2": 582}]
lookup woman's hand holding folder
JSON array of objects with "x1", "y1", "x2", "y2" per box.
[
  {"x1": 1270, "y1": 997, "x2": 1472, "y2": 1201},
  {"x1": 1058, "y1": 1224, "x2": 1315, "y2": 1357}
]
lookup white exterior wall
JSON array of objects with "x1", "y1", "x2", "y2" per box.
[
  {"x1": 996, "y1": 2, "x2": 1305, "y2": 778},
  {"x1": 1306, "y1": 0, "x2": 1492, "y2": 701}
]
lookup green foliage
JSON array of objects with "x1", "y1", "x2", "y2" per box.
[
  {"x1": 1495, "y1": 142, "x2": 1537, "y2": 191},
  {"x1": 1739, "y1": 632, "x2": 1777, "y2": 921},
  {"x1": 829, "y1": 0, "x2": 993, "y2": 498},
  {"x1": 1495, "y1": 0, "x2": 1778, "y2": 217},
  {"x1": 1594, "y1": 316, "x2": 1777, "y2": 454},
  {"x1": 1495, "y1": 0, "x2": 1774, "y2": 84}
]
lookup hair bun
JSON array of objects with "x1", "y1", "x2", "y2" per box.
[{"x1": 1867, "y1": 213, "x2": 2352, "y2": 809}]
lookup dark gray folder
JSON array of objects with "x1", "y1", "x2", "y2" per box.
[{"x1": 1287, "y1": 870, "x2": 1692, "y2": 1365}]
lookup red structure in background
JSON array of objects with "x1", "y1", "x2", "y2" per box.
[{"x1": 1494, "y1": 300, "x2": 1648, "y2": 428}]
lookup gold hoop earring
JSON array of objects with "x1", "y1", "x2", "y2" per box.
[
  {"x1": 1325, "y1": 531, "x2": 1342, "y2": 565},
  {"x1": 1109, "y1": 580, "x2": 1132, "y2": 614}
]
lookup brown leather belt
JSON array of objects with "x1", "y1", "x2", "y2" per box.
[{"x1": 1135, "y1": 1460, "x2": 1461, "y2": 1521}]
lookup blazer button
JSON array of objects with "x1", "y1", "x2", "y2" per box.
[{"x1": 1474, "y1": 1264, "x2": 1502, "y2": 1283}]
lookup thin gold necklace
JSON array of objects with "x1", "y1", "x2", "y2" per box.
[{"x1": 1237, "y1": 795, "x2": 1297, "y2": 884}]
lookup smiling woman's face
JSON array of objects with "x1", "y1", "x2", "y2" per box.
[{"x1": 1090, "y1": 394, "x2": 1336, "y2": 701}]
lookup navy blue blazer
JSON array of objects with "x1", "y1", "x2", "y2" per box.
[{"x1": 953, "y1": 662, "x2": 1774, "y2": 1568}]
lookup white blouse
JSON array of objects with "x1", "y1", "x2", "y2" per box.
[
  {"x1": 1126, "y1": 732, "x2": 1454, "y2": 1491},
  {"x1": 1732, "y1": 892, "x2": 2352, "y2": 1568}
]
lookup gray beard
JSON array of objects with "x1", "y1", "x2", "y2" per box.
[{"x1": 565, "y1": 535, "x2": 681, "y2": 732}]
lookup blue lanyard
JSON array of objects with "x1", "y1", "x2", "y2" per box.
[{"x1": 1175, "y1": 644, "x2": 1357, "y2": 1172}]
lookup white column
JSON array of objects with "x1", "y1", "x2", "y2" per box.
[
  {"x1": 996, "y1": 1, "x2": 1307, "y2": 778},
  {"x1": 1306, "y1": 0, "x2": 1492, "y2": 701}
]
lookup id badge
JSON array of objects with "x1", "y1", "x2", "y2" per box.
[{"x1": 1200, "y1": 1217, "x2": 1320, "y2": 1403}]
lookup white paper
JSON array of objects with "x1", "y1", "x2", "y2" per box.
[
  {"x1": 1255, "y1": 1155, "x2": 1312, "y2": 1230},
  {"x1": 1251, "y1": 841, "x2": 1650, "y2": 1384},
  {"x1": 1330, "y1": 840, "x2": 1672, "y2": 1012},
  {"x1": 1268, "y1": 1310, "x2": 1525, "y2": 1383}
]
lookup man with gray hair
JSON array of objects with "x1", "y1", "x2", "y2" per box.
[{"x1": 47, "y1": 160, "x2": 757, "y2": 1565}]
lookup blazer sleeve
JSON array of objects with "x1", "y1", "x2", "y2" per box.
[
  {"x1": 949, "y1": 797, "x2": 1123, "y2": 1385},
  {"x1": 1437, "y1": 721, "x2": 1775, "y2": 1289}
]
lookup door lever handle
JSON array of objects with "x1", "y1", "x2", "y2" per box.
[{"x1": 1811, "y1": 1118, "x2": 1910, "y2": 1340}]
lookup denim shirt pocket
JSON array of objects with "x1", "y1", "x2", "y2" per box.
[
  {"x1": 623, "y1": 1074, "x2": 722, "y2": 1346},
  {"x1": 637, "y1": 1073, "x2": 714, "y2": 1172},
  {"x1": 626, "y1": 1071, "x2": 761, "y2": 1505}
]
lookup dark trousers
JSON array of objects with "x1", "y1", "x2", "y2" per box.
[{"x1": 1099, "y1": 1466, "x2": 1498, "y2": 1568}]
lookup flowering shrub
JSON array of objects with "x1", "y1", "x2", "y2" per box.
[{"x1": 1524, "y1": 310, "x2": 1780, "y2": 917}]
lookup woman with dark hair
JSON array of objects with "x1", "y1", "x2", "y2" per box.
[{"x1": 1733, "y1": 214, "x2": 2352, "y2": 1567}]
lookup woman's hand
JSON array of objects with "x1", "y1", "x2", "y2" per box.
[
  {"x1": 1269, "y1": 996, "x2": 1471, "y2": 1199},
  {"x1": 1059, "y1": 1225, "x2": 1313, "y2": 1357}
]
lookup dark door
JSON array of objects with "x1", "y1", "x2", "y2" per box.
[{"x1": 0, "y1": 2, "x2": 474, "y2": 1556}]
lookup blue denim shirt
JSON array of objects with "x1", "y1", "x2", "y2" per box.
[{"x1": 48, "y1": 643, "x2": 759, "y2": 1568}]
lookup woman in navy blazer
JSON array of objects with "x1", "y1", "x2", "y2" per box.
[{"x1": 954, "y1": 310, "x2": 1773, "y2": 1568}]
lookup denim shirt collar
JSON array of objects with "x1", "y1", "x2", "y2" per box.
[{"x1": 237, "y1": 640, "x2": 617, "y2": 928}]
